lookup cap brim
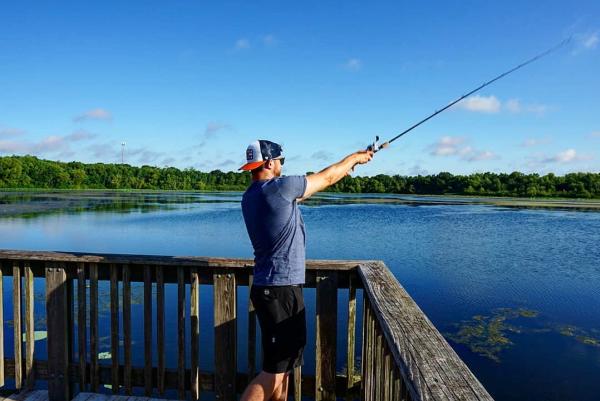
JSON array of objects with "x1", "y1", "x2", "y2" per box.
[{"x1": 239, "y1": 161, "x2": 266, "y2": 171}]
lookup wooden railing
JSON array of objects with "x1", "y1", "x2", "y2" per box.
[{"x1": 0, "y1": 250, "x2": 493, "y2": 401}]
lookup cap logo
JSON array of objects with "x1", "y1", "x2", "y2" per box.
[{"x1": 246, "y1": 148, "x2": 254, "y2": 161}]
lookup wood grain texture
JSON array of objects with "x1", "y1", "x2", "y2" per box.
[
  {"x1": 247, "y1": 275, "x2": 256, "y2": 383},
  {"x1": 346, "y1": 274, "x2": 357, "y2": 390},
  {"x1": 25, "y1": 263, "x2": 35, "y2": 389},
  {"x1": 89, "y1": 263, "x2": 99, "y2": 392},
  {"x1": 315, "y1": 271, "x2": 337, "y2": 401},
  {"x1": 13, "y1": 262, "x2": 22, "y2": 389},
  {"x1": 77, "y1": 263, "x2": 87, "y2": 391},
  {"x1": 358, "y1": 261, "x2": 493, "y2": 401},
  {"x1": 45, "y1": 263, "x2": 69, "y2": 401},
  {"x1": 122, "y1": 265, "x2": 132, "y2": 395},
  {"x1": 213, "y1": 272, "x2": 236, "y2": 401},
  {"x1": 190, "y1": 269, "x2": 199, "y2": 400},
  {"x1": 155, "y1": 266, "x2": 165, "y2": 395},
  {"x1": 143, "y1": 265, "x2": 153, "y2": 396},
  {"x1": 293, "y1": 366, "x2": 302, "y2": 401},
  {"x1": 177, "y1": 267, "x2": 185, "y2": 400},
  {"x1": 109, "y1": 264, "x2": 119, "y2": 394}
]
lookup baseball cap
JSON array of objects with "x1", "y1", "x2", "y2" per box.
[{"x1": 239, "y1": 140, "x2": 284, "y2": 171}]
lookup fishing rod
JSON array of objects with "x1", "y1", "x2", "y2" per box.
[{"x1": 367, "y1": 37, "x2": 572, "y2": 153}]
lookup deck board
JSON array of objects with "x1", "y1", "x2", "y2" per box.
[{"x1": 1, "y1": 392, "x2": 182, "y2": 401}]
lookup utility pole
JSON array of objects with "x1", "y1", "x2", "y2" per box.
[{"x1": 121, "y1": 142, "x2": 126, "y2": 164}]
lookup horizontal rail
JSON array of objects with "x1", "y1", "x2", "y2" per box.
[{"x1": 358, "y1": 261, "x2": 493, "y2": 401}]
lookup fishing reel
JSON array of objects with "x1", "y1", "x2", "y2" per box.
[{"x1": 366, "y1": 135, "x2": 388, "y2": 153}]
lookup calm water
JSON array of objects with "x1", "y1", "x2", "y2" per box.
[{"x1": 1, "y1": 191, "x2": 599, "y2": 401}]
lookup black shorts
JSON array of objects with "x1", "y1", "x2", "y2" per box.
[{"x1": 250, "y1": 285, "x2": 307, "y2": 374}]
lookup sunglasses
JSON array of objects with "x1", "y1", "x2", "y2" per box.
[{"x1": 273, "y1": 157, "x2": 285, "y2": 165}]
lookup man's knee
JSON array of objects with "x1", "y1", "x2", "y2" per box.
[{"x1": 258, "y1": 370, "x2": 287, "y2": 389}]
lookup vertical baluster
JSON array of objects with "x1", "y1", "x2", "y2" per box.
[
  {"x1": 392, "y1": 367, "x2": 400, "y2": 401},
  {"x1": 368, "y1": 305, "x2": 376, "y2": 401},
  {"x1": 190, "y1": 268, "x2": 200, "y2": 400},
  {"x1": 316, "y1": 271, "x2": 338, "y2": 401},
  {"x1": 0, "y1": 265, "x2": 4, "y2": 387},
  {"x1": 376, "y1": 330, "x2": 383, "y2": 401},
  {"x1": 383, "y1": 347, "x2": 391, "y2": 401},
  {"x1": 346, "y1": 274, "x2": 357, "y2": 392},
  {"x1": 293, "y1": 366, "x2": 302, "y2": 401},
  {"x1": 156, "y1": 266, "x2": 165, "y2": 395},
  {"x1": 13, "y1": 262, "x2": 22, "y2": 389},
  {"x1": 46, "y1": 262, "x2": 69, "y2": 401},
  {"x1": 247, "y1": 274, "x2": 256, "y2": 384},
  {"x1": 110, "y1": 263, "x2": 119, "y2": 394},
  {"x1": 89, "y1": 263, "x2": 99, "y2": 392},
  {"x1": 177, "y1": 267, "x2": 185, "y2": 400},
  {"x1": 144, "y1": 265, "x2": 153, "y2": 396},
  {"x1": 66, "y1": 272, "x2": 74, "y2": 397},
  {"x1": 77, "y1": 263, "x2": 87, "y2": 391},
  {"x1": 214, "y1": 272, "x2": 237, "y2": 401},
  {"x1": 122, "y1": 264, "x2": 132, "y2": 395},
  {"x1": 360, "y1": 297, "x2": 368, "y2": 401},
  {"x1": 24, "y1": 263, "x2": 35, "y2": 389}
]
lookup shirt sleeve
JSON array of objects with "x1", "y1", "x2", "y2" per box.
[{"x1": 276, "y1": 175, "x2": 307, "y2": 202}]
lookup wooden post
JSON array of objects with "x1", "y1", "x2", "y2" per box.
[
  {"x1": 122, "y1": 264, "x2": 132, "y2": 395},
  {"x1": 214, "y1": 272, "x2": 237, "y2": 401},
  {"x1": 110, "y1": 263, "x2": 119, "y2": 394},
  {"x1": 247, "y1": 274, "x2": 256, "y2": 383},
  {"x1": 156, "y1": 265, "x2": 165, "y2": 395},
  {"x1": 190, "y1": 268, "x2": 200, "y2": 400},
  {"x1": 346, "y1": 274, "x2": 357, "y2": 390},
  {"x1": 0, "y1": 266, "x2": 3, "y2": 387},
  {"x1": 77, "y1": 263, "x2": 87, "y2": 392},
  {"x1": 144, "y1": 265, "x2": 153, "y2": 396},
  {"x1": 46, "y1": 263, "x2": 70, "y2": 401},
  {"x1": 66, "y1": 272, "x2": 75, "y2": 397},
  {"x1": 177, "y1": 267, "x2": 185, "y2": 400},
  {"x1": 24, "y1": 263, "x2": 35, "y2": 389},
  {"x1": 13, "y1": 262, "x2": 22, "y2": 390},
  {"x1": 315, "y1": 271, "x2": 337, "y2": 401},
  {"x1": 293, "y1": 366, "x2": 302, "y2": 401},
  {"x1": 89, "y1": 263, "x2": 99, "y2": 392}
]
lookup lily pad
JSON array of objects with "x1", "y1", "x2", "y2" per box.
[
  {"x1": 22, "y1": 331, "x2": 47, "y2": 342},
  {"x1": 98, "y1": 351, "x2": 112, "y2": 360}
]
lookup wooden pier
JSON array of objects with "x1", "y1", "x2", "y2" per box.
[{"x1": 0, "y1": 250, "x2": 493, "y2": 401}]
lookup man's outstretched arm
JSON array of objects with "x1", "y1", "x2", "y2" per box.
[{"x1": 299, "y1": 150, "x2": 374, "y2": 201}]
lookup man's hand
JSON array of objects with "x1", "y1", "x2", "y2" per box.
[{"x1": 354, "y1": 150, "x2": 374, "y2": 165}]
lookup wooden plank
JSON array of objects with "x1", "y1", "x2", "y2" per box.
[
  {"x1": 89, "y1": 263, "x2": 99, "y2": 392},
  {"x1": 213, "y1": 272, "x2": 237, "y2": 401},
  {"x1": 384, "y1": 348, "x2": 391, "y2": 401},
  {"x1": 360, "y1": 296, "x2": 368, "y2": 401},
  {"x1": 155, "y1": 266, "x2": 165, "y2": 395},
  {"x1": 293, "y1": 366, "x2": 302, "y2": 401},
  {"x1": 346, "y1": 274, "x2": 357, "y2": 390},
  {"x1": 109, "y1": 264, "x2": 119, "y2": 394},
  {"x1": 24, "y1": 263, "x2": 35, "y2": 389},
  {"x1": 247, "y1": 274, "x2": 256, "y2": 383},
  {"x1": 0, "y1": 266, "x2": 4, "y2": 387},
  {"x1": 375, "y1": 331, "x2": 383, "y2": 401},
  {"x1": 367, "y1": 301, "x2": 376, "y2": 401},
  {"x1": 122, "y1": 264, "x2": 132, "y2": 395},
  {"x1": 315, "y1": 271, "x2": 337, "y2": 401},
  {"x1": 66, "y1": 273, "x2": 75, "y2": 398},
  {"x1": 13, "y1": 262, "x2": 22, "y2": 389},
  {"x1": 190, "y1": 269, "x2": 199, "y2": 400},
  {"x1": 45, "y1": 263, "x2": 70, "y2": 401},
  {"x1": 358, "y1": 261, "x2": 493, "y2": 401},
  {"x1": 177, "y1": 267, "x2": 185, "y2": 400},
  {"x1": 143, "y1": 265, "x2": 153, "y2": 396},
  {"x1": 77, "y1": 263, "x2": 87, "y2": 391}
]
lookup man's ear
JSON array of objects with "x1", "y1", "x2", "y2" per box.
[{"x1": 264, "y1": 160, "x2": 274, "y2": 170}]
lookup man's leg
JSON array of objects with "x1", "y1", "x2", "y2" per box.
[
  {"x1": 271, "y1": 372, "x2": 289, "y2": 401},
  {"x1": 240, "y1": 371, "x2": 287, "y2": 401}
]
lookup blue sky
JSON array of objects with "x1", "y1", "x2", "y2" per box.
[{"x1": 1, "y1": 1, "x2": 599, "y2": 176}]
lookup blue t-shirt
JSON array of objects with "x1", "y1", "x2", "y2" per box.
[{"x1": 241, "y1": 175, "x2": 307, "y2": 286}]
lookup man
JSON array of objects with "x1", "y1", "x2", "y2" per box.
[{"x1": 239, "y1": 140, "x2": 373, "y2": 401}]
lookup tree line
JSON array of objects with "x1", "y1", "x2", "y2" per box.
[{"x1": 1, "y1": 155, "x2": 599, "y2": 198}]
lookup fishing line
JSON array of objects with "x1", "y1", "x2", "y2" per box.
[{"x1": 367, "y1": 37, "x2": 572, "y2": 152}]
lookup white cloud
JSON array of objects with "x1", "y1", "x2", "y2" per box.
[
  {"x1": 521, "y1": 137, "x2": 551, "y2": 147},
  {"x1": 311, "y1": 150, "x2": 334, "y2": 161},
  {"x1": 583, "y1": 32, "x2": 598, "y2": 49},
  {"x1": 505, "y1": 99, "x2": 521, "y2": 113},
  {"x1": 262, "y1": 34, "x2": 278, "y2": 46},
  {"x1": 0, "y1": 127, "x2": 25, "y2": 137},
  {"x1": 587, "y1": 131, "x2": 600, "y2": 139},
  {"x1": 542, "y1": 148, "x2": 592, "y2": 164},
  {"x1": 74, "y1": 108, "x2": 112, "y2": 122},
  {"x1": 234, "y1": 38, "x2": 250, "y2": 50},
  {"x1": 204, "y1": 122, "x2": 232, "y2": 138},
  {"x1": 428, "y1": 136, "x2": 497, "y2": 162},
  {"x1": 456, "y1": 95, "x2": 501, "y2": 113},
  {"x1": 344, "y1": 58, "x2": 362, "y2": 71},
  {"x1": 0, "y1": 131, "x2": 97, "y2": 155}
]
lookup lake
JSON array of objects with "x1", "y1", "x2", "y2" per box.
[{"x1": 1, "y1": 191, "x2": 599, "y2": 401}]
